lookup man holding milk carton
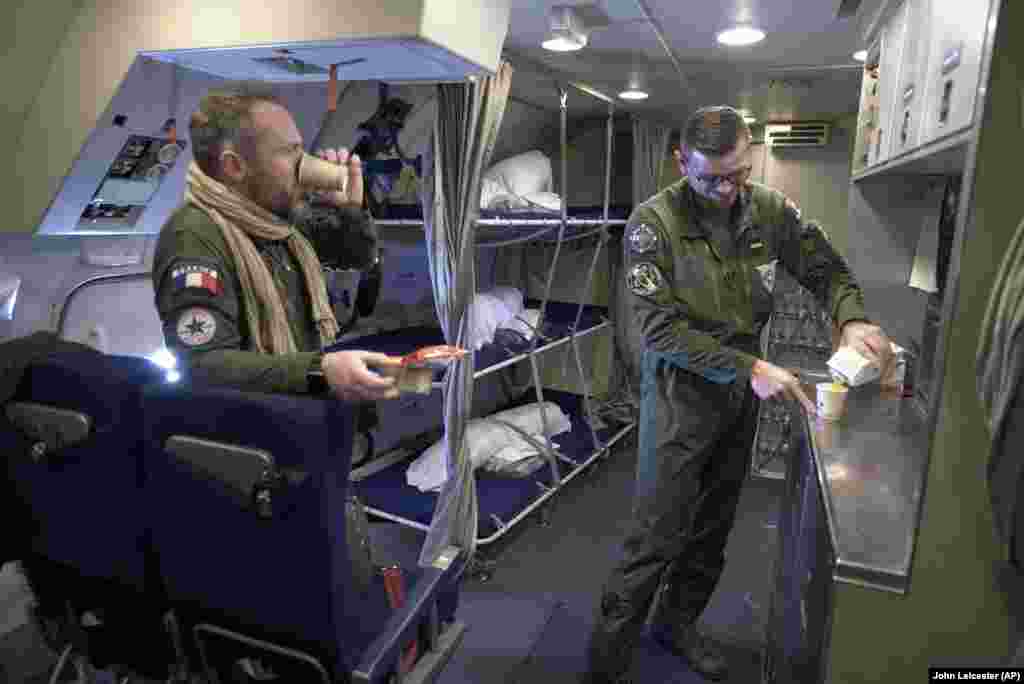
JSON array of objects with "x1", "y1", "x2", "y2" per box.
[{"x1": 586, "y1": 105, "x2": 895, "y2": 683}]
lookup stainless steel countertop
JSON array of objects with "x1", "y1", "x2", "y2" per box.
[{"x1": 798, "y1": 382, "x2": 930, "y2": 594}]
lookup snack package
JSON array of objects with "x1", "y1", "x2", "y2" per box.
[{"x1": 377, "y1": 345, "x2": 468, "y2": 395}]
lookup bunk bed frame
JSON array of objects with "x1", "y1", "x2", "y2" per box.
[{"x1": 337, "y1": 85, "x2": 637, "y2": 567}]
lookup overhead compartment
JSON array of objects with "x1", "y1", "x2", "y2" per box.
[
  {"x1": 15, "y1": 0, "x2": 511, "y2": 236},
  {"x1": 132, "y1": 0, "x2": 511, "y2": 83},
  {"x1": 873, "y1": 0, "x2": 907, "y2": 166},
  {"x1": 888, "y1": 0, "x2": 933, "y2": 158},
  {"x1": 920, "y1": 0, "x2": 993, "y2": 144}
]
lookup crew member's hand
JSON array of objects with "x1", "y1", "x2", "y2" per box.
[
  {"x1": 314, "y1": 147, "x2": 364, "y2": 209},
  {"x1": 840, "y1": 320, "x2": 895, "y2": 379},
  {"x1": 323, "y1": 350, "x2": 399, "y2": 401},
  {"x1": 751, "y1": 359, "x2": 816, "y2": 415}
]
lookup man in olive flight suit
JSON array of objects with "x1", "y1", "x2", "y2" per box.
[
  {"x1": 153, "y1": 86, "x2": 399, "y2": 403},
  {"x1": 585, "y1": 106, "x2": 894, "y2": 683}
]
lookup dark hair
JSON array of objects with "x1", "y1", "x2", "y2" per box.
[
  {"x1": 189, "y1": 82, "x2": 283, "y2": 178},
  {"x1": 683, "y1": 106, "x2": 751, "y2": 158}
]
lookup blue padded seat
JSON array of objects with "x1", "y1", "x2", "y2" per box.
[
  {"x1": 142, "y1": 382, "x2": 466, "y2": 683},
  {"x1": 5, "y1": 351, "x2": 164, "y2": 589},
  {"x1": 3, "y1": 350, "x2": 172, "y2": 675}
]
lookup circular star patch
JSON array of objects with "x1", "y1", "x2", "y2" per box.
[
  {"x1": 627, "y1": 223, "x2": 659, "y2": 254},
  {"x1": 627, "y1": 262, "x2": 665, "y2": 297},
  {"x1": 176, "y1": 307, "x2": 217, "y2": 347}
]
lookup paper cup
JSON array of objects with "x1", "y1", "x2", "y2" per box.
[
  {"x1": 297, "y1": 153, "x2": 348, "y2": 193},
  {"x1": 816, "y1": 382, "x2": 849, "y2": 421}
]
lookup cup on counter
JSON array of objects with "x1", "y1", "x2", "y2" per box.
[
  {"x1": 816, "y1": 382, "x2": 849, "y2": 421},
  {"x1": 297, "y1": 152, "x2": 350, "y2": 194},
  {"x1": 812, "y1": 415, "x2": 839, "y2": 449}
]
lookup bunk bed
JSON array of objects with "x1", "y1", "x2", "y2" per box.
[{"x1": 329, "y1": 86, "x2": 637, "y2": 564}]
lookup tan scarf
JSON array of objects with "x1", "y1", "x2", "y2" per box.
[{"x1": 184, "y1": 161, "x2": 339, "y2": 354}]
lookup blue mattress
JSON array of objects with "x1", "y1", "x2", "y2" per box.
[
  {"x1": 326, "y1": 300, "x2": 607, "y2": 377},
  {"x1": 353, "y1": 390, "x2": 618, "y2": 539}
]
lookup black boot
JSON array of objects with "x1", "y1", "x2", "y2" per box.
[
  {"x1": 661, "y1": 626, "x2": 729, "y2": 681},
  {"x1": 581, "y1": 594, "x2": 643, "y2": 684}
]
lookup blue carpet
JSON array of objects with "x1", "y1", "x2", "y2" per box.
[
  {"x1": 512, "y1": 595, "x2": 762, "y2": 684},
  {"x1": 437, "y1": 589, "x2": 562, "y2": 684}
]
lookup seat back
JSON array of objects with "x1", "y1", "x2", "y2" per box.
[
  {"x1": 142, "y1": 382, "x2": 390, "y2": 677},
  {"x1": 57, "y1": 272, "x2": 164, "y2": 358},
  {"x1": 6, "y1": 350, "x2": 164, "y2": 588}
]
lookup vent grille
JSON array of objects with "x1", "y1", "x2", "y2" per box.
[{"x1": 765, "y1": 122, "x2": 831, "y2": 147}]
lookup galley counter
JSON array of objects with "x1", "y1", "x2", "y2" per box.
[{"x1": 761, "y1": 381, "x2": 931, "y2": 683}]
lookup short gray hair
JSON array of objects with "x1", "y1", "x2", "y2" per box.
[{"x1": 189, "y1": 82, "x2": 283, "y2": 178}]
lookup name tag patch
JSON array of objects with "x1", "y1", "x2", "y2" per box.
[{"x1": 172, "y1": 264, "x2": 222, "y2": 296}]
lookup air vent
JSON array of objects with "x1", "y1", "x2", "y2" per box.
[{"x1": 765, "y1": 122, "x2": 831, "y2": 148}]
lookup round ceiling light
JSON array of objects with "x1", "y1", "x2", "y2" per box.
[
  {"x1": 618, "y1": 90, "x2": 649, "y2": 100},
  {"x1": 542, "y1": 33, "x2": 588, "y2": 51},
  {"x1": 716, "y1": 26, "x2": 766, "y2": 46},
  {"x1": 852, "y1": 50, "x2": 868, "y2": 62}
]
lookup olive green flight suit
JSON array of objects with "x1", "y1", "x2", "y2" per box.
[
  {"x1": 152, "y1": 202, "x2": 377, "y2": 392},
  {"x1": 588, "y1": 179, "x2": 869, "y2": 680}
]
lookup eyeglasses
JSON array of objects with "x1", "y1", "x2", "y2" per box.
[{"x1": 691, "y1": 166, "x2": 752, "y2": 190}]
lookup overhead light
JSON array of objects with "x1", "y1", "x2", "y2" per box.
[
  {"x1": 853, "y1": 50, "x2": 868, "y2": 62},
  {"x1": 543, "y1": 6, "x2": 589, "y2": 52},
  {"x1": 716, "y1": 26, "x2": 766, "y2": 46},
  {"x1": 744, "y1": 116, "x2": 757, "y2": 124},
  {"x1": 618, "y1": 72, "x2": 649, "y2": 100}
]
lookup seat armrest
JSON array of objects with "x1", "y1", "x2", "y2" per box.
[{"x1": 352, "y1": 548, "x2": 465, "y2": 683}]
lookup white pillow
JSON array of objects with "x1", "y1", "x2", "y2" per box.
[
  {"x1": 521, "y1": 192, "x2": 562, "y2": 213},
  {"x1": 406, "y1": 401, "x2": 572, "y2": 492},
  {"x1": 483, "y1": 151, "x2": 553, "y2": 198}
]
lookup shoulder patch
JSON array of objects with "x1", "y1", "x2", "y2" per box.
[
  {"x1": 176, "y1": 308, "x2": 217, "y2": 347},
  {"x1": 171, "y1": 263, "x2": 223, "y2": 296},
  {"x1": 627, "y1": 262, "x2": 666, "y2": 297},
  {"x1": 627, "y1": 222, "x2": 659, "y2": 254}
]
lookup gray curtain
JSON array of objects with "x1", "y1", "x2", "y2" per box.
[
  {"x1": 609, "y1": 118, "x2": 673, "y2": 402},
  {"x1": 631, "y1": 116, "x2": 672, "y2": 205},
  {"x1": 418, "y1": 63, "x2": 513, "y2": 568}
]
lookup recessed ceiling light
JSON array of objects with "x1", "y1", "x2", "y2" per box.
[
  {"x1": 853, "y1": 50, "x2": 868, "y2": 62},
  {"x1": 542, "y1": 34, "x2": 587, "y2": 51},
  {"x1": 716, "y1": 26, "x2": 766, "y2": 47},
  {"x1": 543, "y1": 6, "x2": 589, "y2": 52},
  {"x1": 619, "y1": 90, "x2": 649, "y2": 100}
]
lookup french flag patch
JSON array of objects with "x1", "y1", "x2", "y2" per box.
[{"x1": 172, "y1": 264, "x2": 222, "y2": 296}]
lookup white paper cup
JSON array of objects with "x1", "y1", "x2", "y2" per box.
[
  {"x1": 816, "y1": 382, "x2": 849, "y2": 421},
  {"x1": 297, "y1": 152, "x2": 349, "y2": 194}
]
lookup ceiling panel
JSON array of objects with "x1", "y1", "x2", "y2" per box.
[{"x1": 503, "y1": 0, "x2": 868, "y2": 122}]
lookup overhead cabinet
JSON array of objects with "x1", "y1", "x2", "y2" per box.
[{"x1": 855, "y1": 0, "x2": 993, "y2": 171}]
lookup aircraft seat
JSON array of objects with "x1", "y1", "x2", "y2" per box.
[
  {"x1": 142, "y1": 380, "x2": 467, "y2": 684},
  {"x1": 2, "y1": 349, "x2": 175, "y2": 677}
]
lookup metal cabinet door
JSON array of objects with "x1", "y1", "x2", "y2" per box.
[{"x1": 920, "y1": 0, "x2": 994, "y2": 143}]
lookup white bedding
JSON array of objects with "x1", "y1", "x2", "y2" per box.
[
  {"x1": 405, "y1": 401, "x2": 572, "y2": 492},
  {"x1": 480, "y1": 150, "x2": 562, "y2": 212},
  {"x1": 467, "y1": 286, "x2": 527, "y2": 350}
]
